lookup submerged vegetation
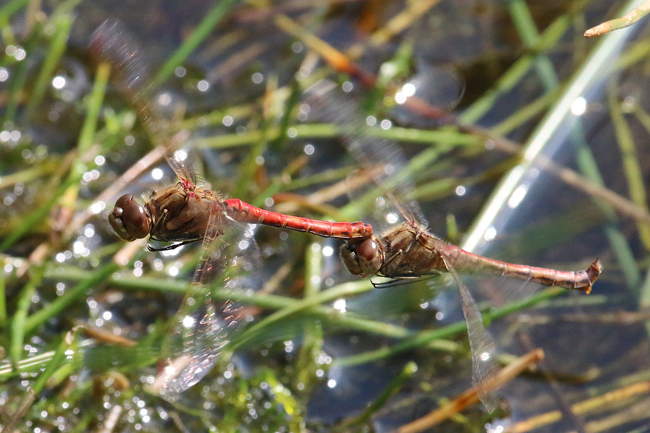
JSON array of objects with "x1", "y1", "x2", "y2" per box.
[{"x1": 1, "y1": 0, "x2": 649, "y2": 432}]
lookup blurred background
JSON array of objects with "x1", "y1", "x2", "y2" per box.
[{"x1": 1, "y1": 0, "x2": 649, "y2": 432}]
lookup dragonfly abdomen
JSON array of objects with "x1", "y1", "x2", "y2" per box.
[
  {"x1": 442, "y1": 244, "x2": 602, "y2": 293},
  {"x1": 223, "y1": 199, "x2": 372, "y2": 239}
]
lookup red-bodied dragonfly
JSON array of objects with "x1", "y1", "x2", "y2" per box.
[
  {"x1": 303, "y1": 80, "x2": 601, "y2": 411},
  {"x1": 90, "y1": 20, "x2": 373, "y2": 397}
]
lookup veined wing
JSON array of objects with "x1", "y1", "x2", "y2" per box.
[
  {"x1": 89, "y1": 19, "x2": 198, "y2": 185},
  {"x1": 442, "y1": 256, "x2": 500, "y2": 412},
  {"x1": 303, "y1": 80, "x2": 501, "y2": 411},
  {"x1": 152, "y1": 203, "x2": 260, "y2": 398},
  {"x1": 303, "y1": 79, "x2": 427, "y2": 232}
]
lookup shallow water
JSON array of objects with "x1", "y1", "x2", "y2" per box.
[{"x1": 1, "y1": 1, "x2": 648, "y2": 432}]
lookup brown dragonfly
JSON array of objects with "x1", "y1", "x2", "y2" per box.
[
  {"x1": 304, "y1": 80, "x2": 602, "y2": 411},
  {"x1": 91, "y1": 20, "x2": 372, "y2": 397}
]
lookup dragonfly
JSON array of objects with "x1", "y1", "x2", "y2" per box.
[
  {"x1": 303, "y1": 80, "x2": 602, "y2": 412},
  {"x1": 90, "y1": 20, "x2": 373, "y2": 397}
]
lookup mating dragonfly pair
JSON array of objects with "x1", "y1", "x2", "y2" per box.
[{"x1": 93, "y1": 19, "x2": 601, "y2": 411}]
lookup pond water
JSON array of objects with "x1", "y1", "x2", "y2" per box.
[{"x1": 1, "y1": 1, "x2": 649, "y2": 432}]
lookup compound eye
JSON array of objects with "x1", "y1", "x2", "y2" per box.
[
  {"x1": 109, "y1": 194, "x2": 150, "y2": 241},
  {"x1": 355, "y1": 238, "x2": 383, "y2": 276},
  {"x1": 122, "y1": 202, "x2": 150, "y2": 239},
  {"x1": 115, "y1": 194, "x2": 137, "y2": 210},
  {"x1": 356, "y1": 238, "x2": 379, "y2": 263}
]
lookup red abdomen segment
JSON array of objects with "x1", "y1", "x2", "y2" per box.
[
  {"x1": 223, "y1": 199, "x2": 373, "y2": 239},
  {"x1": 442, "y1": 244, "x2": 602, "y2": 293}
]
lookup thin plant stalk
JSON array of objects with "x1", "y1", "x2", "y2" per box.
[
  {"x1": 24, "y1": 2, "x2": 78, "y2": 119},
  {"x1": 153, "y1": 0, "x2": 239, "y2": 85},
  {"x1": 608, "y1": 82, "x2": 650, "y2": 251},
  {"x1": 333, "y1": 287, "x2": 564, "y2": 368},
  {"x1": 0, "y1": 61, "x2": 109, "y2": 250},
  {"x1": 10, "y1": 269, "x2": 40, "y2": 364}
]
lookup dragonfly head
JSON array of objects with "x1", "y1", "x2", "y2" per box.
[
  {"x1": 340, "y1": 237, "x2": 383, "y2": 278},
  {"x1": 109, "y1": 194, "x2": 152, "y2": 241}
]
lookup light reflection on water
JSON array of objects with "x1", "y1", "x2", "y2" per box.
[{"x1": 1, "y1": 1, "x2": 646, "y2": 431}]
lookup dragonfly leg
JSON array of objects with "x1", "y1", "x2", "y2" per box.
[
  {"x1": 149, "y1": 208, "x2": 169, "y2": 236},
  {"x1": 148, "y1": 238, "x2": 201, "y2": 252},
  {"x1": 381, "y1": 249, "x2": 405, "y2": 270},
  {"x1": 371, "y1": 274, "x2": 440, "y2": 288}
]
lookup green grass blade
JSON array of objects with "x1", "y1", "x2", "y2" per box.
[{"x1": 153, "y1": 0, "x2": 239, "y2": 85}]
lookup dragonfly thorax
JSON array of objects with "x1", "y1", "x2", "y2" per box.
[{"x1": 109, "y1": 194, "x2": 152, "y2": 241}]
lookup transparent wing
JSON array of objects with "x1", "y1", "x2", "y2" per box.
[
  {"x1": 305, "y1": 79, "x2": 501, "y2": 412},
  {"x1": 305, "y1": 78, "x2": 595, "y2": 414},
  {"x1": 442, "y1": 255, "x2": 500, "y2": 412},
  {"x1": 154, "y1": 205, "x2": 260, "y2": 398},
  {"x1": 89, "y1": 18, "x2": 197, "y2": 185},
  {"x1": 303, "y1": 79, "x2": 427, "y2": 231}
]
